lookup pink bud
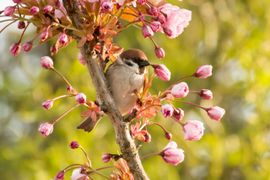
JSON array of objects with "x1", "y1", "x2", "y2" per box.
[
  {"x1": 194, "y1": 65, "x2": 213, "y2": 79},
  {"x1": 9, "y1": 43, "x2": 21, "y2": 56},
  {"x1": 155, "y1": 47, "x2": 165, "y2": 59},
  {"x1": 40, "y1": 28, "x2": 49, "y2": 42},
  {"x1": 55, "y1": 171, "x2": 65, "y2": 180},
  {"x1": 137, "y1": 0, "x2": 146, "y2": 5},
  {"x1": 102, "y1": 153, "x2": 112, "y2": 163},
  {"x1": 183, "y1": 120, "x2": 204, "y2": 141},
  {"x1": 142, "y1": 25, "x2": 154, "y2": 38},
  {"x1": 22, "y1": 41, "x2": 33, "y2": 52},
  {"x1": 206, "y1": 106, "x2": 225, "y2": 121},
  {"x1": 4, "y1": 6, "x2": 15, "y2": 16},
  {"x1": 161, "y1": 141, "x2": 185, "y2": 166},
  {"x1": 172, "y1": 108, "x2": 184, "y2": 122},
  {"x1": 101, "y1": 0, "x2": 113, "y2": 12},
  {"x1": 161, "y1": 104, "x2": 174, "y2": 118},
  {"x1": 13, "y1": 0, "x2": 22, "y2": 3},
  {"x1": 71, "y1": 168, "x2": 89, "y2": 180},
  {"x1": 70, "y1": 141, "x2": 79, "y2": 149},
  {"x1": 150, "y1": 21, "x2": 162, "y2": 32},
  {"x1": 171, "y1": 82, "x2": 189, "y2": 98},
  {"x1": 38, "y1": 122, "x2": 54, "y2": 137},
  {"x1": 43, "y1": 5, "x2": 54, "y2": 13},
  {"x1": 58, "y1": 33, "x2": 69, "y2": 45},
  {"x1": 75, "y1": 93, "x2": 87, "y2": 104},
  {"x1": 40, "y1": 56, "x2": 54, "y2": 69},
  {"x1": 29, "y1": 6, "x2": 40, "y2": 15},
  {"x1": 148, "y1": 6, "x2": 158, "y2": 16},
  {"x1": 78, "y1": 52, "x2": 87, "y2": 65},
  {"x1": 152, "y1": 64, "x2": 171, "y2": 81},
  {"x1": 17, "y1": 21, "x2": 25, "y2": 29},
  {"x1": 199, "y1": 89, "x2": 213, "y2": 100},
  {"x1": 165, "y1": 132, "x2": 172, "y2": 140},
  {"x1": 42, "y1": 100, "x2": 54, "y2": 110}
]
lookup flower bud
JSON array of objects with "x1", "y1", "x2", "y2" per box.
[
  {"x1": 199, "y1": 89, "x2": 213, "y2": 100},
  {"x1": 13, "y1": 0, "x2": 22, "y2": 3},
  {"x1": 71, "y1": 168, "x2": 88, "y2": 180},
  {"x1": 194, "y1": 65, "x2": 213, "y2": 79},
  {"x1": 148, "y1": 6, "x2": 158, "y2": 16},
  {"x1": 142, "y1": 25, "x2": 154, "y2": 38},
  {"x1": 42, "y1": 100, "x2": 54, "y2": 110},
  {"x1": 172, "y1": 108, "x2": 184, "y2": 122},
  {"x1": 43, "y1": 5, "x2": 54, "y2": 13},
  {"x1": 75, "y1": 93, "x2": 87, "y2": 104},
  {"x1": 22, "y1": 41, "x2": 33, "y2": 52},
  {"x1": 161, "y1": 104, "x2": 174, "y2": 118},
  {"x1": 58, "y1": 33, "x2": 69, "y2": 45},
  {"x1": 4, "y1": 6, "x2": 15, "y2": 16},
  {"x1": 40, "y1": 56, "x2": 54, "y2": 69},
  {"x1": 137, "y1": 0, "x2": 146, "y2": 5},
  {"x1": 38, "y1": 122, "x2": 54, "y2": 137},
  {"x1": 155, "y1": 47, "x2": 165, "y2": 59},
  {"x1": 206, "y1": 106, "x2": 225, "y2": 121},
  {"x1": 152, "y1": 64, "x2": 171, "y2": 81},
  {"x1": 160, "y1": 141, "x2": 185, "y2": 166},
  {"x1": 55, "y1": 171, "x2": 65, "y2": 180},
  {"x1": 9, "y1": 43, "x2": 21, "y2": 56},
  {"x1": 183, "y1": 120, "x2": 204, "y2": 141},
  {"x1": 150, "y1": 21, "x2": 161, "y2": 33},
  {"x1": 29, "y1": 6, "x2": 40, "y2": 15},
  {"x1": 101, "y1": 0, "x2": 113, "y2": 12},
  {"x1": 40, "y1": 28, "x2": 50, "y2": 42},
  {"x1": 171, "y1": 82, "x2": 189, "y2": 98},
  {"x1": 165, "y1": 132, "x2": 172, "y2": 140},
  {"x1": 70, "y1": 141, "x2": 79, "y2": 149},
  {"x1": 17, "y1": 21, "x2": 25, "y2": 29},
  {"x1": 102, "y1": 153, "x2": 112, "y2": 163}
]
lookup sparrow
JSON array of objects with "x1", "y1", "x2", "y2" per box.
[{"x1": 78, "y1": 49, "x2": 150, "y2": 132}]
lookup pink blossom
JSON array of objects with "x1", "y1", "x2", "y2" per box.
[
  {"x1": 101, "y1": 0, "x2": 114, "y2": 12},
  {"x1": 40, "y1": 28, "x2": 50, "y2": 42},
  {"x1": 137, "y1": 0, "x2": 146, "y2": 5},
  {"x1": 160, "y1": 141, "x2": 185, "y2": 166},
  {"x1": 38, "y1": 122, "x2": 54, "y2": 137},
  {"x1": 70, "y1": 141, "x2": 79, "y2": 149},
  {"x1": 9, "y1": 43, "x2": 21, "y2": 56},
  {"x1": 183, "y1": 120, "x2": 204, "y2": 141},
  {"x1": 58, "y1": 33, "x2": 69, "y2": 45},
  {"x1": 42, "y1": 100, "x2": 54, "y2": 110},
  {"x1": 148, "y1": 6, "x2": 158, "y2": 16},
  {"x1": 40, "y1": 56, "x2": 54, "y2": 69},
  {"x1": 142, "y1": 25, "x2": 154, "y2": 38},
  {"x1": 165, "y1": 132, "x2": 172, "y2": 140},
  {"x1": 158, "y1": 3, "x2": 192, "y2": 38},
  {"x1": 152, "y1": 64, "x2": 171, "y2": 81},
  {"x1": 75, "y1": 93, "x2": 87, "y2": 104},
  {"x1": 78, "y1": 52, "x2": 87, "y2": 65},
  {"x1": 4, "y1": 6, "x2": 15, "y2": 16},
  {"x1": 155, "y1": 47, "x2": 165, "y2": 59},
  {"x1": 150, "y1": 21, "x2": 162, "y2": 32},
  {"x1": 171, "y1": 82, "x2": 189, "y2": 98},
  {"x1": 71, "y1": 168, "x2": 89, "y2": 180},
  {"x1": 194, "y1": 65, "x2": 213, "y2": 79},
  {"x1": 161, "y1": 104, "x2": 174, "y2": 118},
  {"x1": 29, "y1": 6, "x2": 40, "y2": 15},
  {"x1": 17, "y1": 21, "x2": 25, "y2": 29},
  {"x1": 102, "y1": 153, "x2": 112, "y2": 163},
  {"x1": 206, "y1": 106, "x2": 225, "y2": 121},
  {"x1": 22, "y1": 42, "x2": 33, "y2": 52},
  {"x1": 55, "y1": 171, "x2": 65, "y2": 180},
  {"x1": 43, "y1": 5, "x2": 54, "y2": 13},
  {"x1": 172, "y1": 108, "x2": 184, "y2": 122},
  {"x1": 199, "y1": 89, "x2": 213, "y2": 100}
]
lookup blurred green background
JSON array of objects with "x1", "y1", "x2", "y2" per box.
[{"x1": 1, "y1": 0, "x2": 270, "y2": 179}]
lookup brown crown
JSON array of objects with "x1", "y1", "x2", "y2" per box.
[{"x1": 120, "y1": 49, "x2": 148, "y2": 61}]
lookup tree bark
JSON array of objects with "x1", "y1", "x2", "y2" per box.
[{"x1": 63, "y1": 1, "x2": 149, "y2": 179}]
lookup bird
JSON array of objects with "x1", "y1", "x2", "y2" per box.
[{"x1": 77, "y1": 49, "x2": 150, "y2": 132}]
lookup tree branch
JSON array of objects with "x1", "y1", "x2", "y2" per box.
[{"x1": 63, "y1": 1, "x2": 149, "y2": 179}]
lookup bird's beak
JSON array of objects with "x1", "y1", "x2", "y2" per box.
[{"x1": 138, "y1": 60, "x2": 150, "y2": 68}]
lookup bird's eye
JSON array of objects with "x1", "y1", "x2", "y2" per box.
[{"x1": 125, "y1": 61, "x2": 133, "y2": 66}]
